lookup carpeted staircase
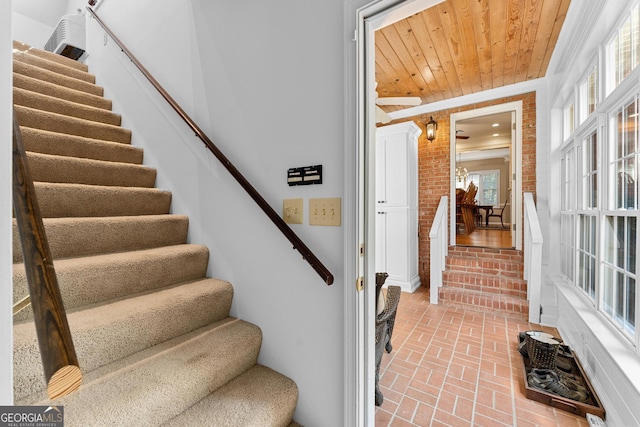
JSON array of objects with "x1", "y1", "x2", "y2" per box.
[
  {"x1": 440, "y1": 246, "x2": 529, "y2": 319},
  {"x1": 12, "y1": 40, "x2": 301, "y2": 426}
]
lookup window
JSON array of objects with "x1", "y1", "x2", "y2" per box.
[
  {"x1": 607, "y1": 4, "x2": 640, "y2": 94},
  {"x1": 602, "y1": 96, "x2": 640, "y2": 338},
  {"x1": 465, "y1": 170, "x2": 500, "y2": 206},
  {"x1": 560, "y1": 0, "x2": 640, "y2": 355}
]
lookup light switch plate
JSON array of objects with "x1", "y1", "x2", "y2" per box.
[
  {"x1": 309, "y1": 198, "x2": 341, "y2": 226},
  {"x1": 283, "y1": 198, "x2": 303, "y2": 224}
]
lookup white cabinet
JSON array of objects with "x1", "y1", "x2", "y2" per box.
[{"x1": 375, "y1": 121, "x2": 421, "y2": 293}]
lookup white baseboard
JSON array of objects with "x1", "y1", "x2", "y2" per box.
[{"x1": 384, "y1": 276, "x2": 421, "y2": 293}]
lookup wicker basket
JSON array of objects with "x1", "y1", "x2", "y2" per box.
[{"x1": 526, "y1": 334, "x2": 560, "y2": 369}]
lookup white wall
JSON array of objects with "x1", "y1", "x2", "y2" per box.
[
  {"x1": 1, "y1": 0, "x2": 13, "y2": 405},
  {"x1": 11, "y1": 0, "x2": 67, "y2": 48},
  {"x1": 11, "y1": 12, "x2": 54, "y2": 48},
  {"x1": 84, "y1": 1, "x2": 347, "y2": 424}
]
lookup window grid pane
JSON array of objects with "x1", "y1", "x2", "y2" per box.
[
  {"x1": 610, "y1": 97, "x2": 639, "y2": 210},
  {"x1": 580, "y1": 66, "x2": 598, "y2": 123},
  {"x1": 463, "y1": 171, "x2": 500, "y2": 206},
  {"x1": 578, "y1": 215, "x2": 597, "y2": 299},
  {"x1": 564, "y1": 102, "x2": 575, "y2": 140},
  {"x1": 602, "y1": 215, "x2": 637, "y2": 338},
  {"x1": 608, "y1": 5, "x2": 640, "y2": 93},
  {"x1": 561, "y1": 214, "x2": 575, "y2": 280},
  {"x1": 582, "y1": 132, "x2": 598, "y2": 209}
]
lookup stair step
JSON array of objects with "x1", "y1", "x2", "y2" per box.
[
  {"x1": 442, "y1": 270, "x2": 527, "y2": 298},
  {"x1": 12, "y1": 215, "x2": 189, "y2": 263},
  {"x1": 163, "y1": 365, "x2": 298, "y2": 427},
  {"x1": 13, "y1": 51, "x2": 96, "y2": 84},
  {"x1": 438, "y1": 287, "x2": 528, "y2": 319},
  {"x1": 13, "y1": 245, "x2": 211, "y2": 321},
  {"x1": 14, "y1": 87, "x2": 121, "y2": 126},
  {"x1": 15, "y1": 105, "x2": 131, "y2": 144},
  {"x1": 11, "y1": 40, "x2": 299, "y2": 424},
  {"x1": 26, "y1": 152, "x2": 156, "y2": 187},
  {"x1": 22, "y1": 319, "x2": 262, "y2": 426},
  {"x1": 13, "y1": 73, "x2": 111, "y2": 110},
  {"x1": 13, "y1": 61, "x2": 103, "y2": 97},
  {"x1": 446, "y1": 247, "x2": 523, "y2": 276},
  {"x1": 13, "y1": 40, "x2": 89, "y2": 72},
  {"x1": 14, "y1": 279, "x2": 236, "y2": 401},
  {"x1": 20, "y1": 127, "x2": 143, "y2": 165},
  {"x1": 34, "y1": 182, "x2": 172, "y2": 218}
]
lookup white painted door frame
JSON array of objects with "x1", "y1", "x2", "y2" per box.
[
  {"x1": 348, "y1": 1, "x2": 445, "y2": 425},
  {"x1": 449, "y1": 102, "x2": 524, "y2": 250}
]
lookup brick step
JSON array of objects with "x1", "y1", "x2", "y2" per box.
[
  {"x1": 446, "y1": 246, "x2": 524, "y2": 278},
  {"x1": 439, "y1": 287, "x2": 529, "y2": 319},
  {"x1": 442, "y1": 270, "x2": 527, "y2": 298}
]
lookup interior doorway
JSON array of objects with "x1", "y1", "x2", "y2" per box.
[
  {"x1": 450, "y1": 102, "x2": 523, "y2": 250},
  {"x1": 454, "y1": 111, "x2": 514, "y2": 249}
]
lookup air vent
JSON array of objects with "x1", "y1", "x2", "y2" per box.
[{"x1": 44, "y1": 14, "x2": 87, "y2": 62}]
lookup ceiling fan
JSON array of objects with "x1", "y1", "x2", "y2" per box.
[
  {"x1": 375, "y1": 83, "x2": 421, "y2": 124},
  {"x1": 456, "y1": 130, "x2": 470, "y2": 139}
]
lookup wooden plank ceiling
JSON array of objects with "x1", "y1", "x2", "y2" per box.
[{"x1": 375, "y1": 0, "x2": 571, "y2": 112}]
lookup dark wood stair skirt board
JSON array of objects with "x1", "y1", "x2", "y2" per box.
[{"x1": 517, "y1": 335, "x2": 605, "y2": 419}]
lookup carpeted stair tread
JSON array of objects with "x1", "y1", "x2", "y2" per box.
[
  {"x1": 13, "y1": 245, "x2": 211, "y2": 321},
  {"x1": 13, "y1": 40, "x2": 89, "y2": 72},
  {"x1": 30, "y1": 319, "x2": 262, "y2": 426},
  {"x1": 13, "y1": 73, "x2": 111, "y2": 110},
  {"x1": 13, "y1": 50, "x2": 96, "y2": 84},
  {"x1": 34, "y1": 182, "x2": 172, "y2": 218},
  {"x1": 12, "y1": 215, "x2": 189, "y2": 263},
  {"x1": 26, "y1": 151, "x2": 156, "y2": 187},
  {"x1": 14, "y1": 87, "x2": 121, "y2": 126},
  {"x1": 14, "y1": 279, "x2": 237, "y2": 401},
  {"x1": 13, "y1": 61, "x2": 103, "y2": 97},
  {"x1": 163, "y1": 365, "x2": 298, "y2": 427},
  {"x1": 15, "y1": 105, "x2": 131, "y2": 144},
  {"x1": 12, "y1": 39, "x2": 299, "y2": 423},
  {"x1": 20, "y1": 127, "x2": 143, "y2": 164}
]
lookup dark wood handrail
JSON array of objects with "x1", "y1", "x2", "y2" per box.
[
  {"x1": 87, "y1": 7, "x2": 334, "y2": 285},
  {"x1": 12, "y1": 112, "x2": 82, "y2": 399}
]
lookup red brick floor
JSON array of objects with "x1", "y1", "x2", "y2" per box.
[{"x1": 375, "y1": 286, "x2": 591, "y2": 427}]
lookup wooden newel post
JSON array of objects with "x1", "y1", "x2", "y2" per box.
[{"x1": 12, "y1": 115, "x2": 82, "y2": 399}]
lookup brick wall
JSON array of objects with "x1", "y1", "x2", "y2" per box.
[{"x1": 384, "y1": 92, "x2": 537, "y2": 286}]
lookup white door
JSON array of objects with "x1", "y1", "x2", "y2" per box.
[
  {"x1": 376, "y1": 208, "x2": 409, "y2": 280},
  {"x1": 376, "y1": 136, "x2": 408, "y2": 207}
]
